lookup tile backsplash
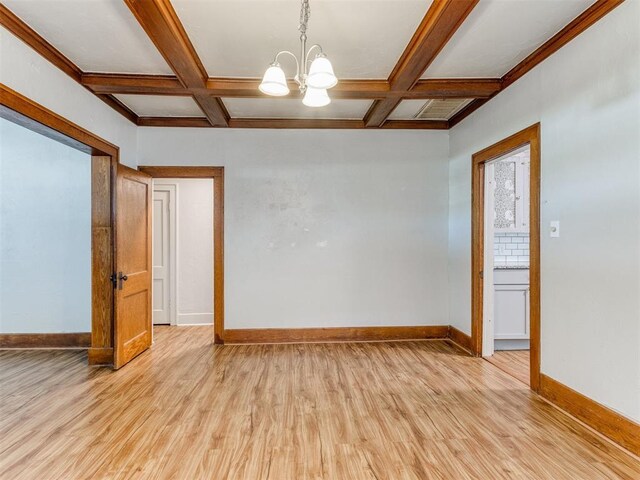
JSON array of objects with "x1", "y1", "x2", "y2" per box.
[{"x1": 494, "y1": 232, "x2": 530, "y2": 265}]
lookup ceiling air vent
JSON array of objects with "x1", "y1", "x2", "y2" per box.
[{"x1": 414, "y1": 98, "x2": 473, "y2": 120}]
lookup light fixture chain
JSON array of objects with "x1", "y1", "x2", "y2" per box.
[{"x1": 298, "y1": 0, "x2": 310, "y2": 35}]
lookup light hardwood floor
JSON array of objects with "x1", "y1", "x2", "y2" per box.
[
  {"x1": 485, "y1": 350, "x2": 530, "y2": 386},
  {"x1": 1, "y1": 326, "x2": 638, "y2": 479}
]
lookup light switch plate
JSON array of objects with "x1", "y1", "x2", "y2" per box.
[{"x1": 550, "y1": 221, "x2": 560, "y2": 237}]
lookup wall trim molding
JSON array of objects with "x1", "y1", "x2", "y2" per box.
[
  {"x1": 224, "y1": 325, "x2": 450, "y2": 344},
  {"x1": 447, "y1": 326, "x2": 473, "y2": 353},
  {"x1": 539, "y1": 374, "x2": 640, "y2": 456},
  {"x1": 0, "y1": 332, "x2": 91, "y2": 349}
]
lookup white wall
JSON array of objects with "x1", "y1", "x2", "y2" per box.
[
  {"x1": 0, "y1": 27, "x2": 138, "y2": 167},
  {"x1": 447, "y1": 1, "x2": 640, "y2": 421},
  {"x1": 0, "y1": 118, "x2": 91, "y2": 333},
  {"x1": 154, "y1": 178, "x2": 214, "y2": 325},
  {"x1": 138, "y1": 129, "x2": 450, "y2": 330}
]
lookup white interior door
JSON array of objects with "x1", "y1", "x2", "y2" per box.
[{"x1": 152, "y1": 184, "x2": 176, "y2": 325}]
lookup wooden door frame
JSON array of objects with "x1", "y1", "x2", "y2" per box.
[
  {"x1": 138, "y1": 166, "x2": 225, "y2": 344},
  {"x1": 1, "y1": 84, "x2": 118, "y2": 365},
  {"x1": 471, "y1": 123, "x2": 541, "y2": 391}
]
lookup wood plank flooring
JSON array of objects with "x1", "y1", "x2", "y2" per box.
[
  {"x1": 1, "y1": 326, "x2": 639, "y2": 479},
  {"x1": 486, "y1": 350, "x2": 530, "y2": 386}
]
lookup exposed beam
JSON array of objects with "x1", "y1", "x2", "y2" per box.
[
  {"x1": 389, "y1": 0, "x2": 480, "y2": 90},
  {"x1": 409, "y1": 79, "x2": 501, "y2": 99},
  {"x1": 450, "y1": 0, "x2": 625, "y2": 128},
  {"x1": 382, "y1": 120, "x2": 449, "y2": 130},
  {"x1": 502, "y1": 0, "x2": 625, "y2": 89},
  {"x1": 0, "y1": 4, "x2": 81, "y2": 82},
  {"x1": 365, "y1": 0, "x2": 479, "y2": 127},
  {"x1": 83, "y1": 74, "x2": 500, "y2": 100},
  {"x1": 96, "y1": 94, "x2": 139, "y2": 124},
  {"x1": 82, "y1": 73, "x2": 187, "y2": 95},
  {"x1": 228, "y1": 118, "x2": 450, "y2": 130},
  {"x1": 447, "y1": 98, "x2": 489, "y2": 128},
  {"x1": 0, "y1": 5, "x2": 139, "y2": 125},
  {"x1": 137, "y1": 116, "x2": 211, "y2": 128},
  {"x1": 3, "y1": 0, "x2": 623, "y2": 130},
  {"x1": 136, "y1": 117, "x2": 449, "y2": 130},
  {"x1": 124, "y1": 0, "x2": 228, "y2": 126},
  {"x1": 363, "y1": 98, "x2": 403, "y2": 128},
  {"x1": 206, "y1": 78, "x2": 391, "y2": 99}
]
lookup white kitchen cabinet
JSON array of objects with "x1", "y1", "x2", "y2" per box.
[
  {"x1": 493, "y1": 155, "x2": 530, "y2": 233},
  {"x1": 494, "y1": 268, "x2": 530, "y2": 350}
]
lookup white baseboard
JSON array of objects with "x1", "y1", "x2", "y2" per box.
[{"x1": 177, "y1": 313, "x2": 213, "y2": 326}]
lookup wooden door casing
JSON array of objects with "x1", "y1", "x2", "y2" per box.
[{"x1": 114, "y1": 165, "x2": 152, "y2": 369}]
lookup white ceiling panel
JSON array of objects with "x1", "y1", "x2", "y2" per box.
[
  {"x1": 388, "y1": 100, "x2": 428, "y2": 120},
  {"x1": 422, "y1": 0, "x2": 595, "y2": 78},
  {"x1": 223, "y1": 98, "x2": 372, "y2": 119},
  {"x1": 173, "y1": 0, "x2": 432, "y2": 79},
  {"x1": 115, "y1": 95, "x2": 204, "y2": 117},
  {"x1": 3, "y1": 0, "x2": 173, "y2": 74}
]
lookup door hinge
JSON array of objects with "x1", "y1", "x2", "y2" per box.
[
  {"x1": 479, "y1": 270, "x2": 484, "y2": 279},
  {"x1": 110, "y1": 273, "x2": 118, "y2": 289}
]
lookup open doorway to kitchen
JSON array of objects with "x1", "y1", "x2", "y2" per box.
[{"x1": 471, "y1": 124, "x2": 540, "y2": 391}]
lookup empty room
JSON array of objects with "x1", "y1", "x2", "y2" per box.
[{"x1": 1, "y1": 0, "x2": 639, "y2": 478}]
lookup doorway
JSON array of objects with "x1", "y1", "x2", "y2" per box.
[
  {"x1": 471, "y1": 124, "x2": 541, "y2": 391},
  {"x1": 1, "y1": 85, "x2": 119, "y2": 365},
  {"x1": 151, "y1": 178, "x2": 215, "y2": 329},
  {"x1": 141, "y1": 167, "x2": 225, "y2": 344}
]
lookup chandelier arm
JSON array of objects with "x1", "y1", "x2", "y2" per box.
[
  {"x1": 273, "y1": 50, "x2": 301, "y2": 85},
  {"x1": 304, "y1": 44, "x2": 324, "y2": 69}
]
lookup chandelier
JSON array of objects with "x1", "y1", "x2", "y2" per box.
[{"x1": 258, "y1": 0, "x2": 338, "y2": 107}]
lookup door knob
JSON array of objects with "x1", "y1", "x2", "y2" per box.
[{"x1": 117, "y1": 272, "x2": 128, "y2": 290}]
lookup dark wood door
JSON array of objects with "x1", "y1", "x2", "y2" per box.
[{"x1": 114, "y1": 165, "x2": 152, "y2": 369}]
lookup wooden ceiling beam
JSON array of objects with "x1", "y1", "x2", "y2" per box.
[
  {"x1": 136, "y1": 117, "x2": 449, "y2": 129},
  {"x1": 206, "y1": 78, "x2": 391, "y2": 99},
  {"x1": 408, "y1": 79, "x2": 501, "y2": 99},
  {"x1": 124, "y1": 0, "x2": 228, "y2": 126},
  {"x1": 447, "y1": 98, "x2": 488, "y2": 128},
  {"x1": 502, "y1": 0, "x2": 625, "y2": 89},
  {"x1": 365, "y1": 0, "x2": 479, "y2": 127},
  {"x1": 82, "y1": 73, "x2": 188, "y2": 95},
  {"x1": 95, "y1": 94, "x2": 139, "y2": 124},
  {"x1": 382, "y1": 120, "x2": 449, "y2": 130},
  {"x1": 137, "y1": 116, "x2": 212, "y2": 128},
  {"x1": 0, "y1": 4, "x2": 82, "y2": 82},
  {"x1": 4, "y1": 0, "x2": 623, "y2": 130},
  {"x1": 450, "y1": 0, "x2": 625, "y2": 128},
  {"x1": 82, "y1": 75, "x2": 500, "y2": 100}
]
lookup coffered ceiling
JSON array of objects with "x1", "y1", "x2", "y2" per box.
[
  {"x1": 422, "y1": 0, "x2": 593, "y2": 78},
  {"x1": 171, "y1": 0, "x2": 431, "y2": 79},
  {"x1": 0, "y1": 0, "x2": 623, "y2": 129}
]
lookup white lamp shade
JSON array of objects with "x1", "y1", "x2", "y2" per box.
[
  {"x1": 302, "y1": 87, "x2": 331, "y2": 107},
  {"x1": 307, "y1": 55, "x2": 338, "y2": 89},
  {"x1": 259, "y1": 65, "x2": 290, "y2": 96}
]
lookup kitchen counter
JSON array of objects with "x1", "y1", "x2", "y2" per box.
[{"x1": 494, "y1": 262, "x2": 530, "y2": 270}]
